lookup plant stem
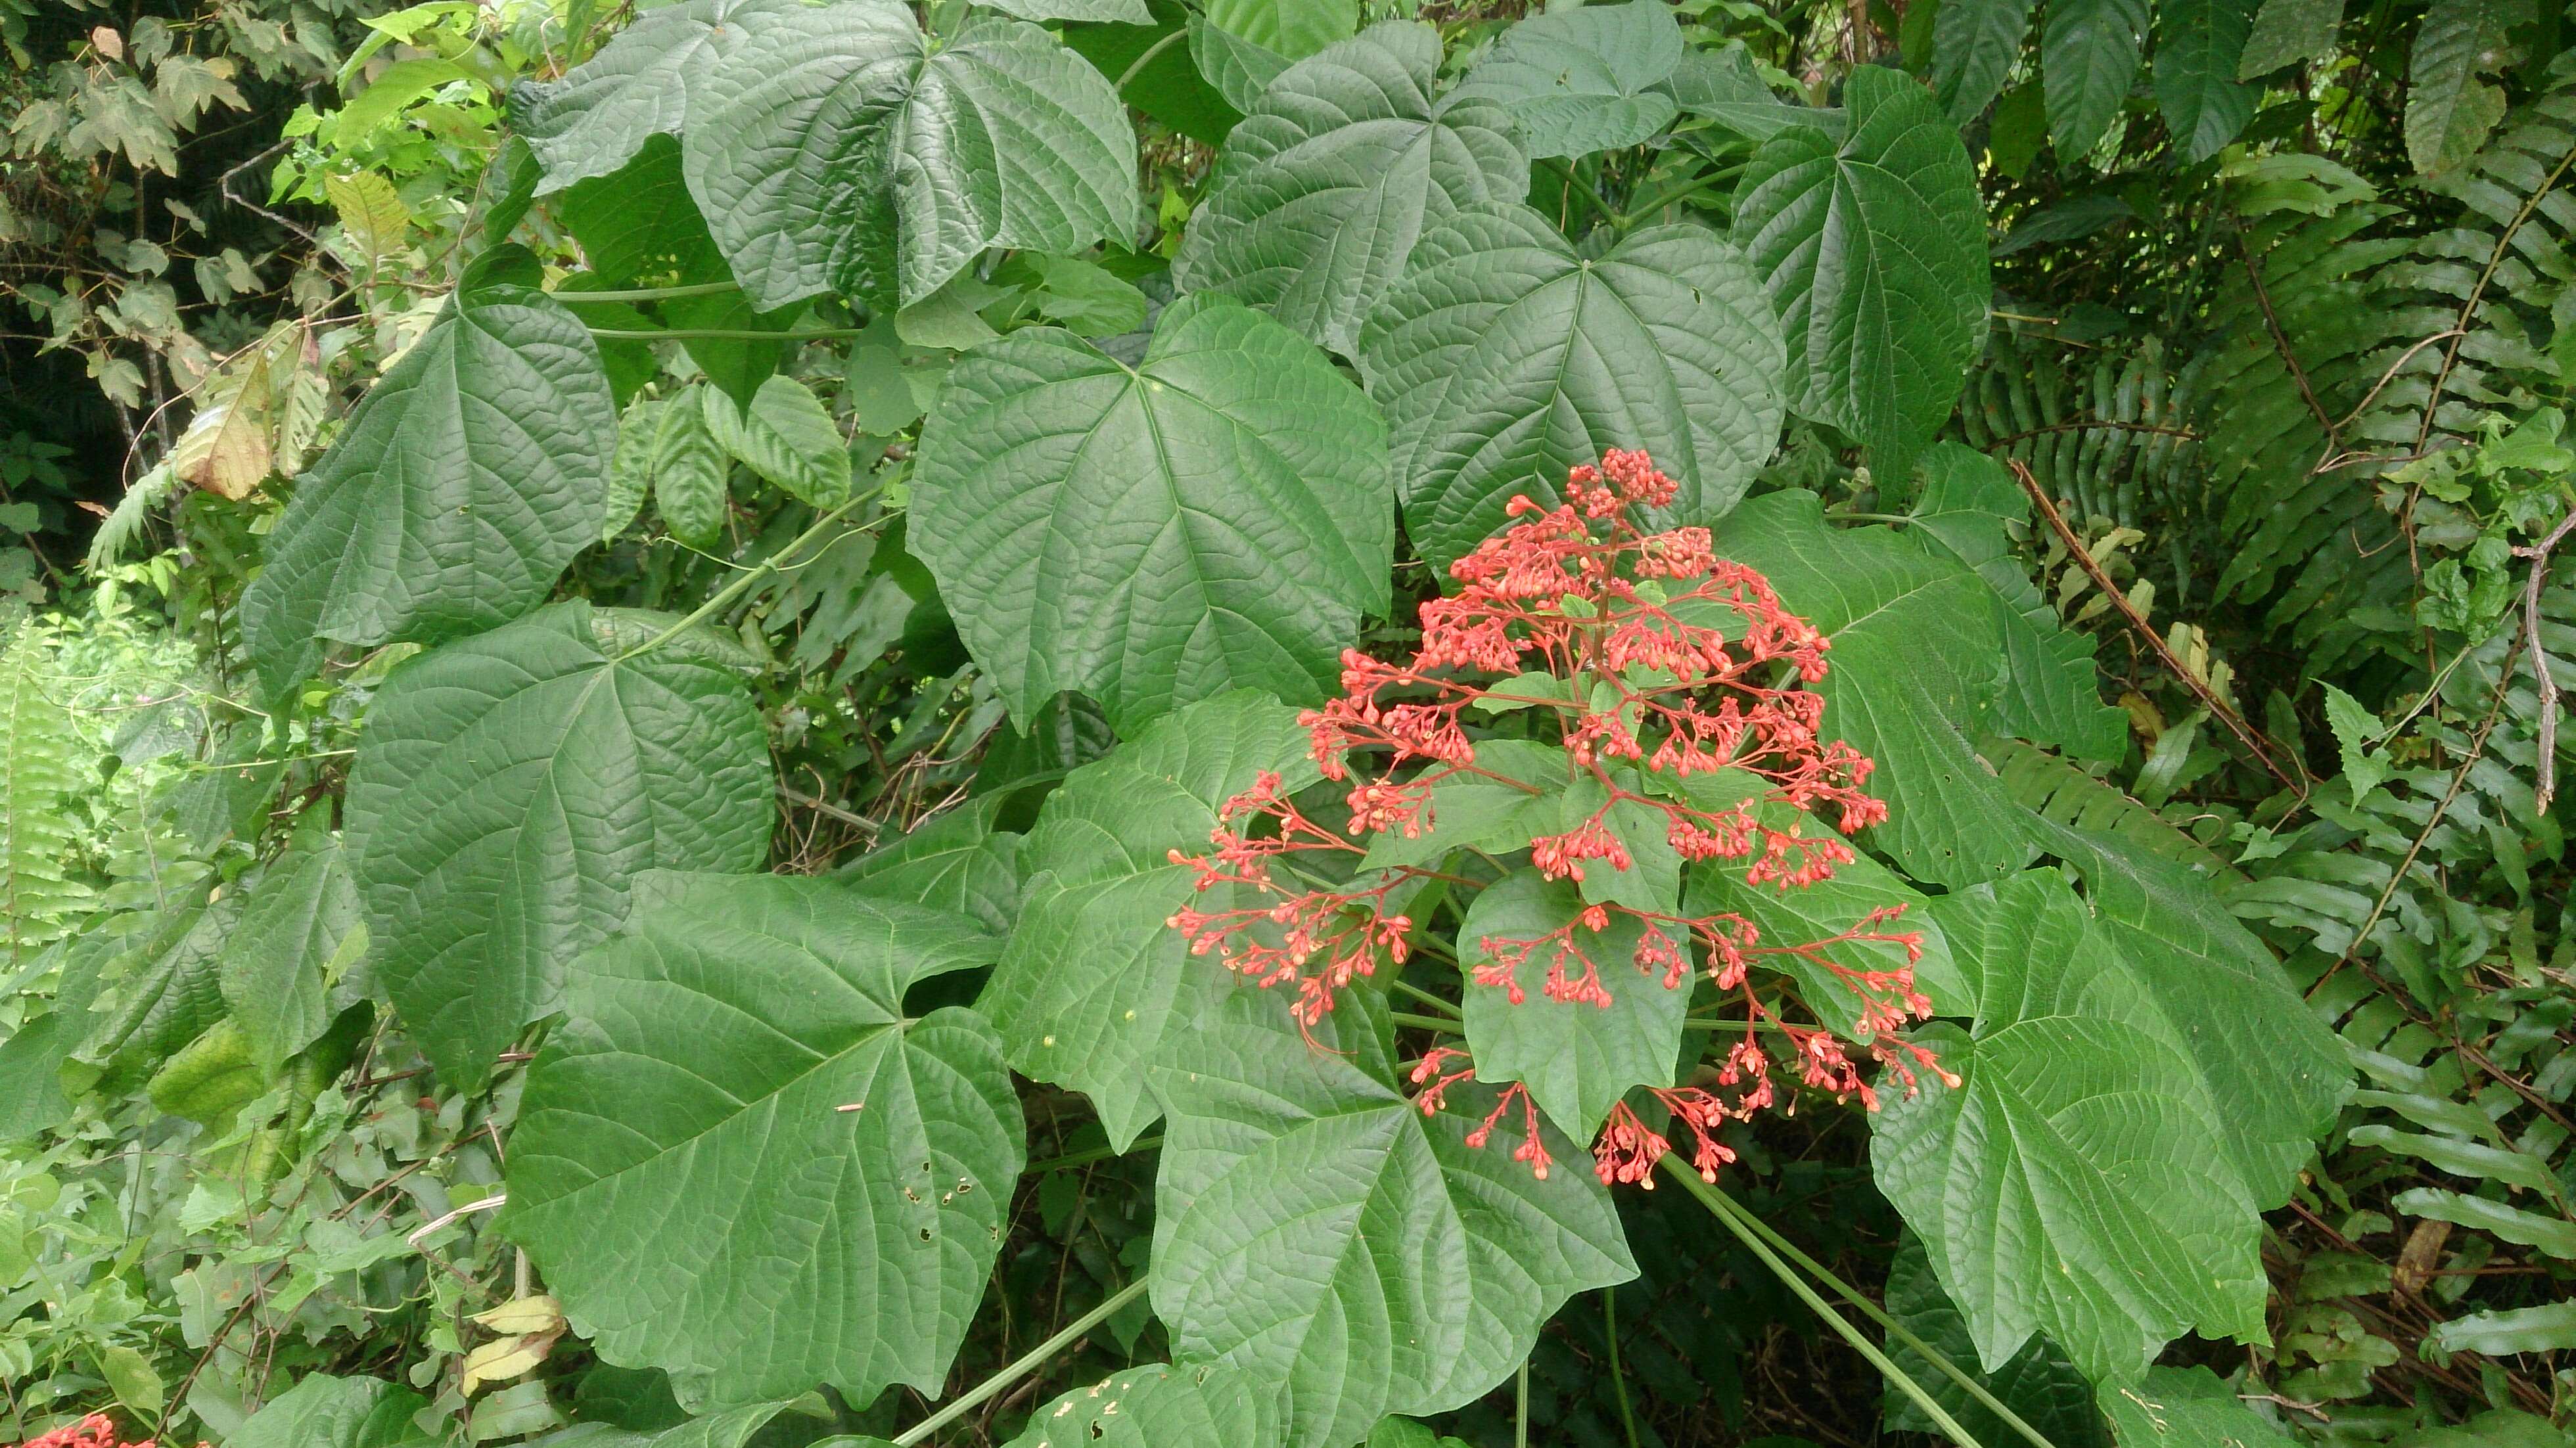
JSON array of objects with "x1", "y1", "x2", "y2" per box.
[
  {"x1": 1389, "y1": 978, "x2": 1461, "y2": 1015},
  {"x1": 555, "y1": 279, "x2": 744, "y2": 304},
  {"x1": 1114, "y1": 27, "x2": 1187, "y2": 91},
  {"x1": 586, "y1": 327, "x2": 867, "y2": 342},
  {"x1": 1658, "y1": 1156, "x2": 1994, "y2": 1448},
  {"x1": 1605, "y1": 1287, "x2": 1642, "y2": 1448},
  {"x1": 1619, "y1": 170, "x2": 1737, "y2": 227},
  {"x1": 1515, "y1": 1358, "x2": 1531, "y2": 1448},
  {"x1": 1026, "y1": 1135, "x2": 1162, "y2": 1175},
  {"x1": 1538, "y1": 156, "x2": 1619, "y2": 228},
  {"x1": 890, "y1": 1277, "x2": 1151, "y2": 1447},
  {"x1": 1388, "y1": 1010, "x2": 1463, "y2": 1034},
  {"x1": 620, "y1": 487, "x2": 883, "y2": 661}
]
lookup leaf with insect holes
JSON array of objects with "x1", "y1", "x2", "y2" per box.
[
  {"x1": 1007, "y1": 1363, "x2": 1287, "y2": 1448},
  {"x1": 503, "y1": 873, "x2": 1023, "y2": 1411}
]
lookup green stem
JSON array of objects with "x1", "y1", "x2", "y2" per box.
[
  {"x1": 556, "y1": 279, "x2": 744, "y2": 304},
  {"x1": 1388, "y1": 1010, "x2": 1463, "y2": 1034},
  {"x1": 1514, "y1": 1358, "x2": 1531, "y2": 1448},
  {"x1": 1658, "y1": 1156, "x2": 1994, "y2": 1448},
  {"x1": 890, "y1": 1277, "x2": 1151, "y2": 1447},
  {"x1": 1115, "y1": 27, "x2": 1187, "y2": 92},
  {"x1": 1538, "y1": 156, "x2": 1619, "y2": 228},
  {"x1": 620, "y1": 487, "x2": 883, "y2": 661},
  {"x1": 1698, "y1": 1177, "x2": 2063, "y2": 1448},
  {"x1": 1605, "y1": 1287, "x2": 1642, "y2": 1448},
  {"x1": 1619, "y1": 170, "x2": 1737, "y2": 228},
  {"x1": 586, "y1": 327, "x2": 867, "y2": 342},
  {"x1": 1389, "y1": 978, "x2": 1461, "y2": 1016},
  {"x1": 1027, "y1": 1134, "x2": 1162, "y2": 1175}
]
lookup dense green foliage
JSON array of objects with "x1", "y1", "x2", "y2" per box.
[{"x1": 3, "y1": 0, "x2": 2574, "y2": 1445}]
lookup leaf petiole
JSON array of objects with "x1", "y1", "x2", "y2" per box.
[{"x1": 889, "y1": 1277, "x2": 1151, "y2": 1447}]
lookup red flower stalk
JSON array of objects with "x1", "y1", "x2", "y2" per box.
[{"x1": 1167, "y1": 451, "x2": 1948, "y2": 1188}]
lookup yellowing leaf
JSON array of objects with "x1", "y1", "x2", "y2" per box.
[{"x1": 470, "y1": 1294, "x2": 566, "y2": 1334}]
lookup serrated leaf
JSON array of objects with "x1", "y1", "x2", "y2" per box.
[
  {"x1": 77, "y1": 886, "x2": 234, "y2": 1093},
  {"x1": 1458, "y1": 869, "x2": 1686, "y2": 1141},
  {"x1": 146, "y1": 1018, "x2": 266, "y2": 1126},
  {"x1": 1007, "y1": 1363, "x2": 1285, "y2": 1448},
  {"x1": 2238, "y1": 0, "x2": 2341, "y2": 76},
  {"x1": 604, "y1": 397, "x2": 660, "y2": 542},
  {"x1": 840, "y1": 796, "x2": 1026, "y2": 936},
  {"x1": 702, "y1": 375, "x2": 850, "y2": 508},
  {"x1": 2097, "y1": 1367, "x2": 2293, "y2": 1445},
  {"x1": 1189, "y1": 15, "x2": 1289, "y2": 114},
  {"x1": 1732, "y1": 68, "x2": 1989, "y2": 483},
  {"x1": 504, "y1": 873, "x2": 1023, "y2": 1411},
  {"x1": 218, "y1": 833, "x2": 361, "y2": 1074},
  {"x1": 1361, "y1": 204, "x2": 1785, "y2": 568},
  {"x1": 2045, "y1": 0, "x2": 2149, "y2": 156},
  {"x1": 1904, "y1": 444, "x2": 2127, "y2": 762},
  {"x1": 1932, "y1": 0, "x2": 2038, "y2": 121},
  {"x1": 344, "y1": 601, "x2": 774, "y2": 1089},
  {"x1": 1450, "y1": 1, "x2": 1683, "y2": 158},
  {"x1": 2404, "y1": 0, "x2": 2509, "y2": 176},
  {"x1": 1203, "y1": 0, "x2": 1356, "y2": 60},
  {"x1": 1713, "y1": 491, "x2": 2036, "y2": 886},
  {"x1": 1870, "y1": 871, "x2": 2267, "y2": 1386},
  {"x1": 513, "y1": 0, "x2": 808, "y2": 192},
  {"x1": 323, "y1": 170, "x2": 411, "y2": 272},
  {"x1": 2154, "y1": 0, "x2": 2260, "y2": 162},
  {"x1": 914, "y1": 292, "x2": 1392, "y2": 734},
  {"x1": 653, "y1": 387, "x2": 730, "y2": 549},
  {"x1": 1150, "y1": 997, "x2": 1636, "y2": 1448},
  {"x1": 982, "y1": 692, "x2": 1318, "y2": 1149},
  {"x1": 241, "y1": 252, "x2": 616, "y2": 697},
  {"x1": 229, "y1": 1373, "x2": 433, "y2": 1448},
  {"x1": 1882, "y1": 1234, "x2": 2114, "y2": 1447},
  {"x1": 684, "y1": 5, "x2": 1138, "y2": 312},
  {"x1": 1175, "y1": 22, "x2": 1527, "y2": 358},
  {"x1": 2318, "y1": 683, "x2": 2393, "y2": 801}
]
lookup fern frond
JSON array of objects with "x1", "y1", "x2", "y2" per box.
[
  {"x1": 1958, "y1": 327, "x2": 2201, "y2": 530},
  {"x1": 0, "y1": 629, "x2": 92, "y2": 964}
]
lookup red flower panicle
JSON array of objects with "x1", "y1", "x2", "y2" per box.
[
  {"x1": 16, "y1": 1414, "x2": 200, "y2": 1448},
  {"x1": 1166, "y1": 451, "x2": 1949, "y2": 1189}
]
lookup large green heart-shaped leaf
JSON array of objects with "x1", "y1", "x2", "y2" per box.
[
  {"x1": 241, "y1": 254, "x2": 616, "y2": 697},
  {"x1": 1205, "y1": 0, "x2": 1356, "y2": 59},
  {"x1": 2098, "y1": 1367, "x2": 2296, "y2": 1445},
  {"x1": 344, "y1": 602, "x2": 773, "y2": 1090},
  {"x1": 1449, "y1": 0, "x2": 1682, "y2": 158},
  {"x1": 1713, "y1": 491, "x2": 2036, "y2": 886},
  {"x1": 1870, "y1": 871, "x2": 2267, "y2": 1387},
  {"x1": 1732, "y1": 66, "x2": 1989, "y2": 483},
  {"x1": 683, "y1": 3, "x2": 1137, "y2": 311},
  {"x1": 1458, "y1": 869, "x2": 1685, "y2": 1141},
  {"x1": 1007, "y1": 1363, "x2": 1286, "y2": 1448},
  {"x1": 228, "y1": 1372, "x2": 433, "y2": 1448},
  {"x1": 913, "y1": 292, "x2": 1392, "y2": 734},
  {"x1": 982, "y1": 692, "x2": 1316, "y2": 1149},
  {"x1": 1902, "y1": 444, "x2": 2127, "y2": 763},
  {"x1": 1151, "y1": 998, "x2": 1636, "y2": 1448},
  {"x1": 1360, "y1": 204, "x2": 1785, "y2": 568},
  {"x1": 1881, "y1": 1235, "x2": 2113, "y2": 1448},
  {"x1": 839, "y1": 795, "x2": 1025, "y2": 936},
  {"x1": 1174, "y1": 22, "x2": 1527, "y2": 358},
  {"x1": 511, "y1": 0, "x2": 807, "y2": 191},
  {"x1": 504, "y1": 873, "x2": 1023, "y2": 1411}
]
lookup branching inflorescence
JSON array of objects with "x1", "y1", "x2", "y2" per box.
[{"x1": 1168, "y1": 451, "x2": 1951, "y2": 1188}]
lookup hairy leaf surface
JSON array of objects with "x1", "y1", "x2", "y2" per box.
[
  {"x1": 1449, "y1": 1, "x2": 1683, "y2": 158},
  {"x1": 513, "y1": 0, "x2": 806, "y2": 191}
]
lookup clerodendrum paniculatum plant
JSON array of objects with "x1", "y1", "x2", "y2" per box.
[{"x1": 1166, "y1": 450, "x2": 1952, "y2": 1189}]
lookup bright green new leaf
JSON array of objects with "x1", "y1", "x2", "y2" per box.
[
  {"x1": 1151, "y1": 998, "x2": 1636, "y2": 1448},
  {"x1": 1458, "y1": 869, "x2": 1686, "y2": 1141},
  {"x1": 653, "y1": 387, "x2": 730, "y2": 549},
  {"x1": 1732, "y1": 68, "x2": 1989, "y2": 483},
  {"x1": 2319, "y1": 683, "x2": 2393, "y2": 801},
  {"x1": 1029, "y1": 254, "x2": 1149, "y2": 338},
  {"x1": 513, "y1": 0, "x2": 806, "y2": 191},
  {"x1": 1904, "y1": 444, "x2": 2127, "y2": 763},
  {"x1": 1933, "y1": 0, "x2": 2038, "y2": 121},
  {"x1": 1449, "y1": 1, "x2": 1683, "y2": 158},
  {"x1": 701, "y1": 375, "x2": 850, "y2": 509},
  {"x1": 684, "y1": 4, "x2": 1138, "y2": 311},
  {"x1": 217, "y1": 832, "x2": 362, "y2": 1074},
  {"x1": 344, "y1": 602, "x2": 774, "y2": 1090},
  {"x1": 1203, "y1": 0, "x2": 1356, "y2": 60},
  {"x1": 1189, "y1": 15, "x2": 1289, "y2": 114},
  {"x1": 1871, "y1": 872, "x2": 2268, "y2": 1386},
  {"x1": 913, "y1": 292, "x2": 1392, "y2": 734},
  {"x1": 1713, "y1": 491, "x2": 2036, "y2": 886},
  {"x1": 1881, "y1": 1235, "x2": 2113, "y2": 1448},
  {"x1": 2239, "y1": 0, "x2": 2343, "y2": 76},
  {"x1": 1007, "y1": 1363, "x2": 1285, "y2": 1448},
  {"x1": 982, "y1": 692, "x2": 1316, "y2": 1149},
  {"x1": 241, "y1": 251, "x2": 617, "y2": 696},
  {"x1": 2424, "y1": 1301, "x2": 2576, "y2": 1356},
  {"x1": 145, "y1": 1018, "x2": 265, "y2": 1126},
  {"x1": 2096, "y1": 1367, "x2": 2294, "y2": 1445},
  {"x1": 2044, "y1": 0, "x2": 2149, "y2": 156},
  {"x1": 2404, "y1": 0, "x2": 2509, "y2": 176},
  {"x1": 2155, "y1": 0, "x2": 2261, "y2": 162},
  {"x1": 1175, "y1": 22, "x2": 1528, "y2": 357},
  {"x1": 505, "y1": 873, "x2": 1023, "y2": 1411},
  {"x1": 1362, "y1": 204, "x2": 1785, "y2": 568},
  {"x1": 228, "y1": 1372, "x2": 434, "y2": 1448}
]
